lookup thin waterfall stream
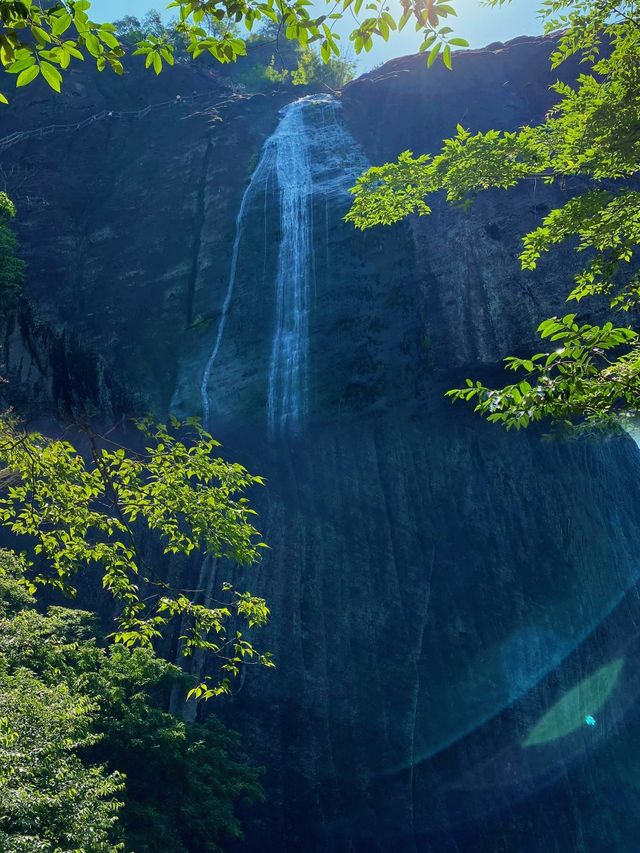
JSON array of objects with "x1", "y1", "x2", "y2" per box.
[
  {"x1": 199, "y1": 138, "x2": 275, "y2": 429},
  {"x1": 266, "y1": 98, "x2": 314, "y2": 436},
  {"x1": 200, "y1": 93, "x2": 366, "y2": 436}
]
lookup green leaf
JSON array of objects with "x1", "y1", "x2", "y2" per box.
[
  {"x1": 84, "y1": 32, "x2": 101, "y2": 57},
  {"x1": 16, "y1": 65, "x2": 40, "y2": 87},
  {"x1": 98, "y1": 29, "x2": 119, "y2": 49},
  {"x1": 40, "y1": 61, "x2": 62, "y2": 93},
  {"x1": 398, "y1": 9, "x2": 412, "y2": 31},
  {"x1": 7, "y1": 55, "x2": 35, "y2": 75},
  {"x1": 427, "y1": 40, "x2": 441, "y2": 67},
  {"x1": 63, "y1": 42, "x2": 84, "y2": 61},
  {"x1": 51, "y1": 12, "x2": 72, "y2": 37}
]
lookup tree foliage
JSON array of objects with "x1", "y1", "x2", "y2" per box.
[
  {"x1": 228, "y1": 15, "x2": 355, "y2": 92},
  {"x1": 0, "y1": 552, "x2": 124, "y2": 852},
  {"x1": 114, "y1": 8, "x2": 242, "y2": 62},
  {"x1": 234, "y1": 46, "x2": 355, "y2": 92},
  {"x1": 291, "y1": 47, "x2": 355, "y2": 89},
  {"x1": 0, "y1": 665, "x2": 124, "y2": 853},
  {"x1": 0, "y1": 0, "x2": 468, "y2": 103},
  {"x1": 348, "y1": 0, "x2": 640, "y2": 433},
  {"x1": 0, "y1": 192, "x2": 24, "y2": 318},
  {"x1": 0, "y1": 416, "x2": 273, "y2": 698},
  {"x1": 0, "y1": 550, "x2": 263, "y2": 852}
]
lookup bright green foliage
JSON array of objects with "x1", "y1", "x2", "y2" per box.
[
  {"x1": 236, "y1": 47, "x2": 354, "y2": 91},
  {"x1": 0, "y1": 552, "x2": 124, "y2": 852},
  {"x1": 0, "y1": 0, "x2": 469, "y2": 103},
  {"x1": 115, "y1": 9, "x2": 241, "y2": 62},
  {"x1": 0, "y1": 193, "x2": 24, "y2": 317},
  {"x1": 291, "y1": 48, "x2": 355, "y2": 89},
  {"x1": 0, "y1": 417, "x2": 273, "y2": 696},
  {"x1": 447, "y1": 316, "x2": 639, "y2": 430},
  {"x1": 233, "y1": 53, "x2": 292, "y2": 91},
  {"x1": 234, "y1": 16, "x2": 355, "y2": 93},
  {"x1": 348, "y1": 0, "x2": 640, "y2": 432},
  {"x1": 0, "y1": 0, "x2": 124, "y2": 101},
  {"x1": 0, "y1": 550, "x2": 264, "y2": 852},
  {"x1": 0, "y1": 670, "x2": 125, "y2": 852}
]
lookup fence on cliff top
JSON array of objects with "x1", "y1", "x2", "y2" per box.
[{"x1": 0, "y1": 88, "x2": 244, "y2": 155}]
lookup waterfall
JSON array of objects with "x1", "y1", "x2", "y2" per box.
[
  {"x1": 200, "y1": 94, "x2": 366, "y2": 435},
  {"x1": 266, "y1": 98, "x2": 314, "y2": 436}
]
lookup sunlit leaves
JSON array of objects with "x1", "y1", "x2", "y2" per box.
[
  {"x1": 15, "y1": 64, "x2": 38, "y2": 87},
  {"x1": 347, "y1": 125, "x2": 546, "y2": 228},
  {"x1": 0, "y1": 417, "x2": 272, "y2": 698},
  {"x1": 349, "y1": 0, "x2": 640, "y2": 432},
  {"x1": 446, "y1": 316, "x2": 640, "y2": 430},
  {"x1": 0, "y1": 0, "x2": 128, "y2": 100},
  {"x1": 133, "y1": 37, "x2": 175, "y2": 74},
  {"x1": 0, "y1": 553, "x2": 126, "y2": 848},
  {"x1": 40, "y1": 60, "x2": 62, "y2": 91},
  {"x1": 0, "y1": 665, "x2": 125, "y2": 849},
  {"x1": 289, "y1": 49, "x2": 355, "y2": 88},
  {"x1": 0, "y1": 554, "x2": 264, "y2": 849},
  {"x1": 346, "y1": 150, "x2": 434, "y2": 227},
  {"x1": 0, "y1": 0, "x2": 473, "y2": 102}
]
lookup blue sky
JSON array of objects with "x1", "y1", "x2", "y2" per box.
[{"x1": 90, "y1": 0, "x2": 543, "y2": 71}]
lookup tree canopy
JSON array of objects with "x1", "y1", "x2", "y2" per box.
[
  {"x1": 0, "y1": 416, "x2": 273, "y2": 699},
  {"x1": 0, "y1": 0, "x2": 468, "y2": 102},
  {"x1": 0, "y1": 550, "x2": 263, "y2": 851},
  {"x1": 348, "y1": 0, "x2": 640, "y2": 433}
]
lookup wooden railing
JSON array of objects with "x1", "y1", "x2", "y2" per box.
[{"x1": 0, "y1": 89, "x2": 243, "y2": 154}]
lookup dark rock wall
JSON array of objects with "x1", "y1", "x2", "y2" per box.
[
  {"x1": 0, "y1": 62, "x2": 290, "y2": 411},
  {"x1": 3, "y1": 36, "x2": 640, "y2": 852},
  {"x1": 0, "y1": 299, "x2": 130, "y2": 418},
  {"x1": 341, "y1": 36, "x2": 594, "y2": 373},
  {"x1": 229, "y1": 418, "x2": 640, "y2": 852}
]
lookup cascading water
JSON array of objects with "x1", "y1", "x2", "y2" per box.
[
  {"x1": 200, "y1": 93, "x2": 366, "y2": 436},
  {"x1": 265, "y1": 99, "x2": 314, "y2": 436}
]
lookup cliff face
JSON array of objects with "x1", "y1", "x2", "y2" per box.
[
  {"x1": 0, "y1": 60, "x2": 292, "y2": 412},
  {"x1": 0, "y1": 299, "x2": 131, "y2": 418},
  {"x1": 3, "y1": 36, "x2": 640, "y2": 852},
  {"x1": 231, "y1": 419, "x2": 640, "y2": 853},
  {"x1": 342, "y1": 36, "x2": 596, "y2": 373}
]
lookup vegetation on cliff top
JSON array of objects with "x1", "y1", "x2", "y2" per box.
[
  {"x1": 0, "y1": 0, "x2": 466, "y2": 103},
  {"x1": 349, "y1": 0, "x2": 640, "y2": 433},
  {"x1": 112, "y1": 11, "x2": 356, "y2": 91}
]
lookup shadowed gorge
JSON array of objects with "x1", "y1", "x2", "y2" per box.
[{"x1": 2, "y1": 27, "x2": 640, "y2": 853}]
